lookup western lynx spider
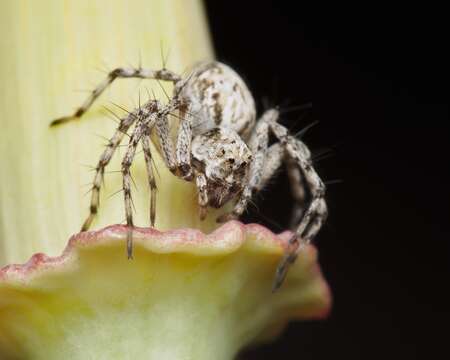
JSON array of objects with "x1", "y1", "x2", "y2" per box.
[{"x1": 51, "y1": 61, "x2": 327, "y2": 290}]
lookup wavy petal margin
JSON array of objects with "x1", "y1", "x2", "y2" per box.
[{"x1": 0, "y1": 221, "x2": 331, "y2": 360}]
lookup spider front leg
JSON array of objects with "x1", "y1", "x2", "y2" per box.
[
  {"x1": 285, "y1": 158, "x2": 307, "y2": 229},
  {"x1": 50, "y1": 66, "x2": 181, "y2": 126},
  {"x1": 121, "y1": 119, "x2": 149, "y2": 259},
  {"x1": 249, "y1": 143, "x2": 308, "y2": 230},
  {"x1": 141, "y1": 130, "x2": 157, "y2": 227},
  {"x1": 122, "y1": 102, "x2": 177, "y2": 257},
  {"x1": 153, "y1": 99, "x2": 195, "y2": 181},
  {"x1": 175, "y1": 102, "x2": 195, "y2": 180},
  {"x1": 81, "y1": 108, "x2": 139, "y2": 231},
  {"x1": 134, "y1": 99, "x2": 195, "y2": 225},
  {"x1": 150, "y1": 96, "x2": 190, "y2": 174},
  {"x1": 270, "y1": 122, "x2": 328, "y2": 291}
]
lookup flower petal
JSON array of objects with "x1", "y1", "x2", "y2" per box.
[{"x1": 0, "y1": 221, "x2": 331, "y2": 359}]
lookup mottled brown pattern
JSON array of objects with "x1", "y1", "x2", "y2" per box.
[{"x1": 213, "y1": 92, "x2": 223, "y2": 125}]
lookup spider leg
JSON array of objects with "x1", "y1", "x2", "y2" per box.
[
  {"x1": 285, "y1": 158, "x2": 307, "y2": 229},
  {"x1": 145, "y1": 95, "x2": 190, "y2": 175},
  {"x1": 81, "y1": 109, "x2": 139, "y2": 231},
  {"x1": 121, "y1": 101, "x2": 172, "y2": 255},
  {"x1": 154, "y1": 110, "x2": 177, "y2": 172},
  {"x1": 121, "y1": 118, "x2": 149, "y2": 259},
  {"x1": 194, "y1": 171, "x2": 209, "y2": 220},
  {"x1": 51, "y1": 67, "x2": 181, "y2": 126},
  {"x1": 175, "y1": 102, "x2": 195, "y2": 180},
  {"x1": 154, "y1": 98, "x2": 195, "y2": 181},
  {"x1": 256, "y1": 142, "x2": 283, "y2": 191},
  {"x1": 131, "y1": 98, "x2": 189, "y2": 227},
  {"x1": 252, "y1": 143, "x2": 308, "y2": 230},
  {"x1": 273, "y1": 197, "x2": 327, "y2": 291},
  {"x1": 269, "y1": 122, "x2": 327, "y2": 291},
  {"x1": 141, "y1": 130, "x2": 157, "y2": 227}
]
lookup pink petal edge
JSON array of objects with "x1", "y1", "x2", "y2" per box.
[
  {"x1": 0, "y1": 220, "x2": 332, "y2": 320},
  {"x1": 0, "y1": 221, "x2": 284, "y2": 280}
]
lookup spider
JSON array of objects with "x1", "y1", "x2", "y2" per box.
[{"x1": 51, "y1": 61, "x2": 327, "y2": 290}]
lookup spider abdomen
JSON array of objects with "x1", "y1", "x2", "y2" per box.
[{"x1": 175, "y1": 61, "x2": 256, "y2": 139}]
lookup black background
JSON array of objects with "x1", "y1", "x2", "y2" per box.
[{"x1": 206, "y1": 2, "x2": 449, "y2": 359}]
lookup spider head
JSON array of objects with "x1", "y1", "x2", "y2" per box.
[{"x1": 191, "y1": 127, "x2": 252, "y2": 208}]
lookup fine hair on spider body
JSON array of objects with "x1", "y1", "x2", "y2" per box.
[{"x1": 51, "y1": 61, "x2": 327, "y2": 290}]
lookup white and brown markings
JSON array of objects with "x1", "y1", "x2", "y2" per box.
[{"x1": 51, "y1": 61, "x2": 327, "y2": 290}]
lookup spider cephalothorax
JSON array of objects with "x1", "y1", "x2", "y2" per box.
[
  {"x1": 191, "y1": 127, "x2": 253, "y2": 212},
  {"x1": 51, "y1": 61, "x2": 327, "y2": 290}
]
